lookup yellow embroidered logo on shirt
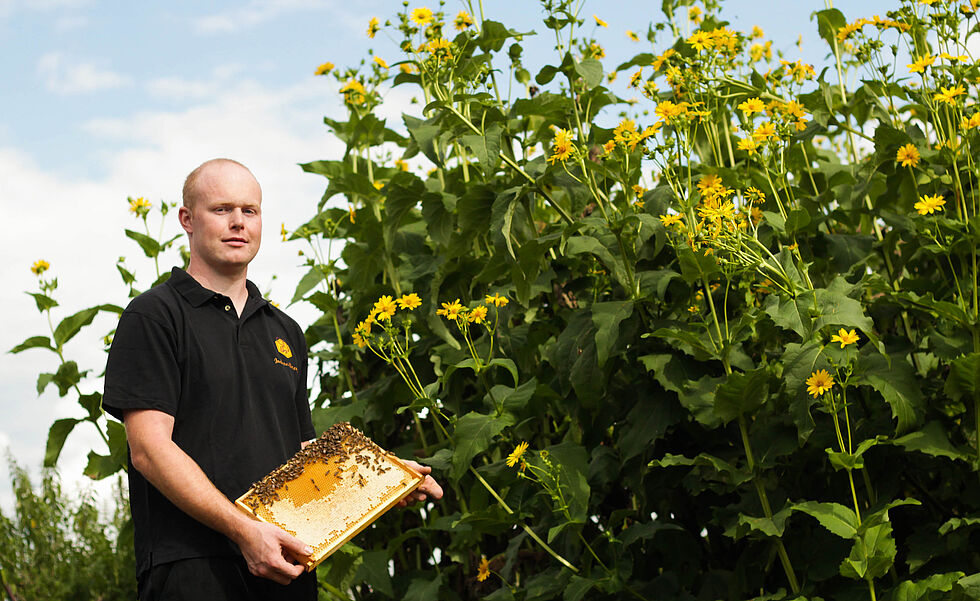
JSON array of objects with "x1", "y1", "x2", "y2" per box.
[{"x1": 275, "y1": 338, "x2": 292, "y2": 358}]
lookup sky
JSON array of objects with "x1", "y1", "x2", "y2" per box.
[{"x1": 0, "y1": 0, "x2": 899, "y2": 513}]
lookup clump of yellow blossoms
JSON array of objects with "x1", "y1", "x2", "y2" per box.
[{"x1": 31, "y1": 260, "x2": 50, "y2": 276}]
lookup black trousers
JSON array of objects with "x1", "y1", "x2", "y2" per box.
[{"x1": 137, "y1": 556, "x2": 317, "y2": 601}]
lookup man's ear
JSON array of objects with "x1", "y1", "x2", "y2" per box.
[{"x1": 178, "y1": 205, "x2": 193, "y2": 235}]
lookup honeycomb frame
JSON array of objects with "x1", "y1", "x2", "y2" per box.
[{"x1": 234, "y1": 422, "x2": 424, "y2": 571}]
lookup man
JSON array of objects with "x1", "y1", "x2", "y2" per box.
[{"x1": 103, "y1": 159, "x2": 442, "y2": 601}]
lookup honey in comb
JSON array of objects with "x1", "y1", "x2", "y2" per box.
[{"x1": 235, "y1": 422, "x2": 424, "y2": 570}]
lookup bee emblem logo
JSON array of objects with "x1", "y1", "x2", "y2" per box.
[{"x1": 275, "y1": 338, "x2": 292, "y2": 359}]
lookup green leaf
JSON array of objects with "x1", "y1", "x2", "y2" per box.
[
  {"x1": 650, "y1": 452, "x2": 751, "y2": 486},
  {"x1": 713, "y1": 367, "x2": 769, "y2": 424},
  {"x1": 839, "y1": 522, "x2": 896, "y2": 580},
  {"x1": 893, "y1": 421, "x2": 967, "y2": 462},
  {"x1": 44, "y1": 418, "x2": 81, "y2": 467},
  {"x1": 677, "y1": 246, "x2": 720, "y2": 283},
  {"x1": 591, "y1": 301, "x2": 633, "y2": 367},
  {"x1": 478, "y1": 20, "x2": 519, "y2": 52},
  {"x1": 353, "y1": 550, "x2": 393, "y2": 597},
  {"x1": 826, "y1": 436, "x2": 885, "y2": 472},
  {"x1": 451, "y1": 412, "x2": 509, "y2": 480},
  {"x1": 53, "y1": 307, "x2": 100, "y2": 348},
  {"x1": 79, "y1": 392, "x2": 103, "y2": 421},
  {"x1": 51, "y1": 361, "x2": 85, "y2": 397},
  {"x1": 814, "y1": 9, "x2": 847, "y2": 49},
  {"x1": 781, "y1": 341, "x2": 825, "y2": 442},
  {"x1": 784, "y1": 207, "x2": 811, "y2": 234},
  {"x1": 763, "y1": 294, "x2": 810, "y2": 339},
  {"x1": 546, "y1": 441, "x2": 591, "y2": 522},
  {"x1": 945, "y1": 352, "x2": 980, "y2": 404},
  {"x1": 893, "y1": 572, "x2": 964, "y2": 601},
  {"x1": 574, "y1": 58, "x2": 603, "y2": 89},
  {"x1": 856, "y1": 352, "x2": 924, "y2": 434},
  {"x1": 959, "y1": 572, "x2": 980, "y2": 598},
  {"x1": 486, "y1": 358, "x2": 519, "y2": 387},
  {"x1": 404, "y1": 572, "x2": 445, "y2": 601},
  {"x1": 26, "y1": 292, "x2": 58, "y2": 312},
  {"x1": 813, "y1": 276, "x2": 875, "y2": 334},
  {"x1": 563, "y1": 575, "x2": 596, "y2": 601},
  {"x1": 290, "y1": 265, "x2": 327, "y2": 305},
  {"x1": 793, "y1": 501, "x2": 859, "y2": 539},
  {"x1": 125, "y1": 228, "x2": 161, "y2": 258},
  {"x1": 939, "y1": 517, "x2": 980, "y2": 535},
  {"x1": 737, "y1": 506, "x2": 792, "y2": 538},
  {"x1": 9, "y1": 335, "x2": 54, "y2": 354},
  {"x1": 84, "y1": 450, "x2": 123, "y2": 480},
  {"x1": 461, "y1": 122, "x2": 503, "y2": 174}
]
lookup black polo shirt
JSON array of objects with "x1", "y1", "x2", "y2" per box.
[{"x1": 103, "y1": 267, "x2": 315, "y2": 577}]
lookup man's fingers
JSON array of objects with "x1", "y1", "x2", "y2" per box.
[{"x1": 421, "y1": 475, "x2": 444, "y2": 500}]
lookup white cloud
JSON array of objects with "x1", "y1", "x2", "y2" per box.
[
  {"x1": 37, "y1": 52, "x2": 131, "y2": 94},
  {"x1": 145, "y1": 64, "x2": 247, "y2": 102},
  {"x1": 192, "y1": 0, "x2": 331, "y2": 33}
]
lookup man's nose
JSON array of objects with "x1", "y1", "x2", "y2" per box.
[{"x1": 229, "y1": 208, "x2": 245, "y2": 228}]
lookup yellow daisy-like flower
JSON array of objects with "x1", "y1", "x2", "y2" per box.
[
  {"x1": 128, "y1": 196, "x2": 151, "y2": 215},
  {"x1": 632, "y1": 184, "x2": 646, "y2": 198},
  {"x1": 589, "y1": 43, "x2": 605, "y2": 59},
  {"x1": 400, "y1": 63, "x2": 416, "y2": 74},
  {"x1": 485, "y1": 293, "x2": 509, "y2": 307},
  {"x1": 659, "y1": 213, "x2": 683, "y2": 227},
  {"x1": 348, "y1": 204, "x2": 356, "y2": 224},
  {"x1": 314, "y1": 61, "x2": 334, "y2": 76},
  {"x1": 352, "y1": 332, "x2": 368, "y2": 348},
  {"x1": 688, "y1": 6, "x2": 702, "y2": 23},
  {"x1": 280, "y1": 223, "x2": 288, "y2": 242},
  {"x1": 737, "y1": 97, "x2": 766, "y2": 116},
  {"x1": 454, "y1": 10, "x2": 473, "y2": 30},
  {"x1": 426, "y1": 38, "x2": 452, "y2": 55},
  {"x1": 477, "y1": 556, "x2": 490, "y2": 582},
  {"x1": 506, "y1": 441, "x2": 529, "y2": 467},
  {"x1": 594, "y1": 14, "x2": 608, "y2": 27},
  {"x1": 907, "y1": 54, "x2": 935, "y2": 74},
  {"x1": 437, "y1": 299, "x2": 464, "y2": 320},
  {"x1": 468, "y1": 305, "x2": 489, "y2": 324},
  {"x1": 548, "y1": 127, "x2": 574, "y2": 164},
  {"x1": 626, "y1": 29, "x2": 639, "y2": 42},
  {"x1": 737, "y1": 137, "x2": 759, "y2": 154},
  {"x1": 687, "y1": 31, "x2": 713, "y2": 52},
  {"x1": 374, "y1": 295, "x2": 397, "y2": 321},
  {"x1": 830, "y1": 328, "x2": 860, "y2": 348},
  {"x1": 395, "y1": 159, "x2": 409, "y2": 171},
  {"x1": 339, "y1": 79, "x2": 367, "y2": 104},
  {"x1": 373, "y1": 56, "x2": 389, "y2": 69},
  {"x1": 613, "y1": 119, "x2": 637, "y2": 144},
  {"x1": 914, "y1": 193, "x2": 946, "y2": 215},
  {"x1": 753, "y1": 122, "x2": 777, "y2": 142},
  {"x1": 367, "y1": 17, "x2": 379, "y2": 38},
  {"x1": 934, "y1": 85, "x2": 966, "y2": 105},
  {"x1": 31, "y1": 259, "x2": 50, "y2": 276},
  {"x1": 806, "y1": 369, "x2": 834, "y2": 397},
  {"x1": 655, "y1": 100, "x2": 686, "y2": 120},
  {"x1": 896, "y1": 144, "x2": 920, "y2": 168},
  {"x1": 751, "y1": 25, "x2": 764, "y2": 39},
  {"x1": 410, "y1": 7, "x2": 434, "y2": 25},
  {"x1": 397, "y1": 293, "x2": 422, "y2": 310}
]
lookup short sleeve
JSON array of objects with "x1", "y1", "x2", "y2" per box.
[
  {"x1": 102, "y1": 310, "x2": 181, "y2": 421},
  {"x1": 292, "y1": 323, "x2": 316, "y2": 440}
]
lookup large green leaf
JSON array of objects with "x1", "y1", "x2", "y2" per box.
[
  {"x1": 124, "y1": 229, "x2": 160, "y2": 258},
  {"x1": 856, "y1": 352, "x2": 923, "y2": 434},
  {"x1": 945, "y1": 353, "x2": 980, "y2": 404},
  {"x1": 353, "y1": 550, "x2": 393, "y2": 597},
  {"x1": 9, "y1": 335, "x2": 54, "y2": 354},
  {"x1": 574, "y1": 58, "x2": 603, "y2": 89},
  {"x1": 26, "y1": 292, "x2": 58, "y2": 312},
  {"x1": 713, "y1": 366, "x2": 769, "y2": 424},
  {"x1": 591, "y1": 301, "x2": 633, "y2": 367},
  {"x1": 893, "y1": 572, "x2": 964, "y2": 601},
  {"x1": 839, "y1": 522, "x2": 896, "y2": 580},
  {"x1": 461, "y1": 122, "x2": 503, "y2": 174},
  {"x1": 451, "y1": 412, "x2": 509, "y2": 480},
  {"x1": 793, "y1": 501, "x2": 859, "y2": 539},
  {"x1": 53, "y1": 306, "x2": 100, "y2": 348},
  {"x1": 893, "y1": 421, "x2": 967, "y2": 462},
  {"x1": 44, "y1": 418, "x2": 81, "y2": 467}
]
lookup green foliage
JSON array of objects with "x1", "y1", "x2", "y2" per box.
[{"x1": 0, "y1": 461, "x2": 135, "y2": 600}]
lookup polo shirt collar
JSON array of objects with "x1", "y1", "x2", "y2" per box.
[{"x1": 167, "y1": 267, "x2": 269, "y2": 310}]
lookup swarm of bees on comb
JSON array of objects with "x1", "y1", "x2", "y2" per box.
[{"x1": 235, "y1": 422, "x2": 424, "y2": 570}]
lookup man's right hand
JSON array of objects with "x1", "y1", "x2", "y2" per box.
[{"x1": 235, "y1": 521, "x2": 313, "y2": 585}]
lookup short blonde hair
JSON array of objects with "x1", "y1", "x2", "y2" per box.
[{"x1": 182, "y1": 158, "x2": 254, "y2": 207}]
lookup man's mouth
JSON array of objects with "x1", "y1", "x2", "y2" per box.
[{"x1": 224, "y1": 237, "x2": 248, "y2": 246}]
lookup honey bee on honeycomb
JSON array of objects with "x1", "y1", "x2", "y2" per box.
[{"x1": 235, "y1": 422, "x2": 424, "y2": 570}]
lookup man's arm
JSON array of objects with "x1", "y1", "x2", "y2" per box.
[{"x1": 124, "y1": 408, "x2": 312, "y2": 585}]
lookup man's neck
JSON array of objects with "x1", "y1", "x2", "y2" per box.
[{"x1": 185, "y1": 263, "x2": 250, "y2": 315}]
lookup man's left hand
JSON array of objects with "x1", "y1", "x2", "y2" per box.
[{"x1": 399, "y1": 459, "x2": 444, "y2": 507}]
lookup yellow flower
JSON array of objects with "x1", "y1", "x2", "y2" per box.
[
  {"x1": 348, "y1": 204, "x2": 356, "y2": 223},
  {"x1": 427, "y1": 38, "x2": 452, "y2": 56},
  {"x1": 394, "y1": 159, "x2": 410, "y2": 172},
  {"x1": 687, "y1": 31, "x2": 713, "y2": 52},
  {"x1": 373, "y1": 56, "x2": 389, "y2": 69},
  {"x1": 688, "y1": 6, "x2": 702, "y2": 23},
  {"x1": 752, "y1": 25, "x2": 764, "y2": 39},
  {"x1": 477, "y1": 556, "x2": 491, "y2": 582},
  {"x1": 374, "y1": 295, "x2": 397, "y2": 321},
  {"x1": 626, "y1": 29, "x2": 639, "y2": 42},
  {"x1": 613, "y1": 119, "x2": 638, "y2": 143},
  {"x1": 437, "y1": 299, "x2": 463, "y2": 320},
  {"x1": 314, "y1": 62, "x2": 334, "y2": 76},
  {"x1": 280, "y1": 223, "x2": 288, "y2": 242},
  {"x1": 753, "y1": 122, "x2": 777, "y2": 142},
  {"x1": 352, "y1": 332, "x2": 368, "y2": 348},
  {"x1": 602, "y1": 140, "x2": 616, "y2": 155},
  {"x1": 506, "y1": 441, "x2": 529, "y2": 467},
  {"x1": 468, "y1": 305, "x2": 488, "y2": 324},
  {"x1": 485, "y1": 293, "x2": 509, "y2": 307},
  {"x1": 830, "y1": 328, "x2": 860, "y2": 348},
  {"x1": 410, "y1": 7, "x2": 433, "y2": 25},
  {"x1": 397, "y1": 293, "x2": 422, "y2": 310},
  {"x1": 128, "y1": 196, "x2": 151, "y2": 215},
  {"x1": 914, "y1": 193, "x2": 946, "y2": 215},
  {"x1": 896, "y1": 144, "x2": 920, "y2": 168},
  {"x1": 737, "y1": 97, "x2": 766, "y2": 116},
  {"x1": 907, "y1": 55, "x2": 935, "y2": 74},
  {"x1": 632, "y1": 184, "x2": 646, "y2": 198},
  {"x1": 594, "y1": 14, "x2": 608, "y2": 27},
  {"x1": 659, "y1": 213, "x2": 683, "y2": 227},
  {"x1": 806, "y1": 370, "x2": 834, "y2": 397},
  {"x1": 548, "y1": 127, "x2": 574, "y2": 164},
  {"x1": 737, "y1": 136, "x2": 759, "y2": 154},
  {"x1": 340, "y1": 79, "x2": 367, "y2": 104},
  {"x1": 589, "y1": 43, "x2": 605, "y2": 59},
  {"x1": 654, "y1": 100, "x2": 686, "y2": 120},
  {"x1": 454, "y1": 10, "x2": 473, "y2": 30},
  {"x1": 367, "y1": 17, "x2": 379, "y2": 38},
  {"x1": 30, "y1": 260, "x2": 50, "y2": 276},
  {"x1": 400, "y1": 63, "x2": 416, "y2": 74},
  {"x1": 940, "y1": 52, "x2": 969, "y2": 62},
  {"x1": 934, "y1": 85, "x2": 966, "y2": 105},
  {"x1": 652, "y1": 49, "x2": 675, "y2": 71}
]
